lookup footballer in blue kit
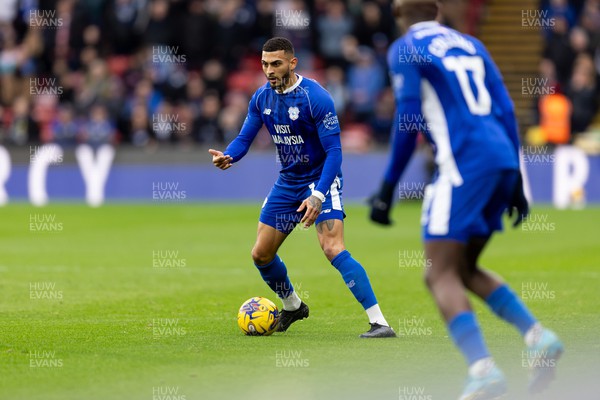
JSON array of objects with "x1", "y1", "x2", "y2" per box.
[
  {"x1": 369, "y1": 0, "x2": 563, "y2": 398},
  {"x1": 210, "y1": 37, "x2": 395, "y2": 338}
]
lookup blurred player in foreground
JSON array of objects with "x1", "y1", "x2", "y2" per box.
[
  {"x1": 210, "y1": 37, "x2": 395, "y2": 338},
  {"x1": 369, "y1": 0, "x2": 563, "y2": 398}
]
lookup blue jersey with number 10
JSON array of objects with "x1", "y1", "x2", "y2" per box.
[{"x1": 387, "y1": 21, "x2": 520, "y2": 185}]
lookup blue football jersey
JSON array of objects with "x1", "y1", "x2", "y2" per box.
[
  {"x1": 388, "y1": 21, "x2": 519, "y2": 183},
  {"x1": 233, "y1": 74, "x2": 342, "y2": 184}
]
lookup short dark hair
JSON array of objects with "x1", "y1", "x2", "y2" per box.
[{"x1": 262, "y1": 37, "x2": 294, "y2": 55}]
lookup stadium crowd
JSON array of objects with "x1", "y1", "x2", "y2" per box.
[
  {"x1": 538, "y1": 0, "x2": 600, "y2": 143},
  {"x1": 0, "y1": 0, "x2": 598, "y2": 151},
  {"x1": 0, "y1": 0, "x2": 402, "y2": 150}
]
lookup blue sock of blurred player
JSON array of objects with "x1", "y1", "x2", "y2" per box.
[
  {"x1": 331, "y1": 250, "x2": 388, "y2": 326},
  {"x1": 255, "y1": 255, "x2": 301, "y2": 311},
  {"x1": 486, "y1": 284, "x2": 537, "y2": 336},
  {"x1": 448, "y1": 312, "x2": 491, "y2": 368}
]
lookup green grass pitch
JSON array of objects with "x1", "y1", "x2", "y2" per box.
[{"x1": 0, "y1": 203, "x2": 599, "y2": 399}]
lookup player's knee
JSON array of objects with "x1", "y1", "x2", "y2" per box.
[
  {"x1": 251, "y1": 246, "x2": 275, "y2": 266},
  {"x1": 460, "y1": 264, "x2": 475, "y2": 284},
  {"x1": 322, "y1": 244, "x2": 345, "y2": 262},
  {"x1": 423, "y1": 265, "x2": 451, "y2": 290},
  {"x1": 424, "y1": 267, "x2": 436, "y2": 290},
  {"x1": 460, "y1": 264, "x2": 480, "y2": 289}
]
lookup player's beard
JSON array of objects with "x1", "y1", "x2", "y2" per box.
[{"x1": 269, "y1": 69, "x2": 292, "y2": 92}]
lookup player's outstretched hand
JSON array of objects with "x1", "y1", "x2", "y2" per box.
[
  {"x1": 368, "y1": 181, "x2": 395, "y2": 226},
  {"x1": 507, "y1": 172, "x2": 529, "y2": 227},
  {"x1": 208, "y1": 149, "x2": 233, "y2": 170},
  {"x1": 297, "y1": 195, "x2": 322, "y2": 229}
]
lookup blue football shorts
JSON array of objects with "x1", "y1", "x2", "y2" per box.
[
  {"x1": 421, "y1": 169, "x2": 519, "y2": 242},
  {"x1": 259, "y1": 175, "x2": 346, "y2": 234}
]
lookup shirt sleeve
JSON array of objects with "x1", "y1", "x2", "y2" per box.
[
  {"x1": 314, "y1": 133, "x2": 342, "y2": 195},
  {"x1": 223, "y1": 89, "x2": 264, "y2": 163},
  {"x1": 310, "y1": 86, "x2": 343, "y2": 195},
  {"x1": 478, "y1": 40, "x2": 521, "y2": 156},
  {"x1": 382, "y1": 42, "x2": 422, "y2": 186},
  {"x1": 311, "y1": 87, "x2": 341, "y2": 138}
]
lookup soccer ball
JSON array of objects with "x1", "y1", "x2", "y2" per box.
[{"x1": 237, "y1": 296, "x2": 279, "y2": 336}]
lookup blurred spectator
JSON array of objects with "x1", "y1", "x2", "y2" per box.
[
  {"x1": 194, "y1": 91, "x2": 222, "y2": 144},
  {"x1": 533, "y1": 58, "x2": 562, "y2": 125},
  {"x1": 570, "y1": 26, "x2": 592, "y2": 54},
  {"x1": 0, "y1": 27, "x2": 22, "y2": 105},
  {"x1": 0, "y1": 0, "x2": 18, "y2": 24},
  {"x1": 39, "y1": 0, "x2": 92, "y2": 73},
  {"x1": 212, "y1": 0, "x2": 253, "y2": 69},
  {"x1": 174, "y1": 102, "x2": 195, "y2": 145},
  {"x1": 202, "y1": 59, "x2": 227, "y2": 99},
  {"x1": 347, "y1": 46, "x2": 385, "y2": 122},
  {"x1": 104, "y1": 0, "x2": 147, "y2": 56},
  {"x1": 143, "y1": 0, "x2": 175, "y2": 46},
  {"x1": 539, "y1": 92, "x2": 571, "y2": 144},
  {"x1": 580, "y1": 0, "x2": 600, "y2": 47},
  {"x1": 251, "y1": 0, "x2": 275, "y2": 52},
  {"x1": 370, "y1": 88, "x2": 395, "y2": 143},
  {"x1": 125, "y1": 78, "x2": 163, "y2": 119},
  {"x1": 218, "y1": 90, "x2": 248, "y2": 143},
  {"x1": 186, "y1": 72, "x2": 205, "y2": 115},
  {"x1": 566, "y1": 53, "x2": 598, "y2": 135},
  {"x1": 76, "y1": 59, "x2": 115, "y2": 112},
  {"x1": 220, "y1": 104, "x2": 244, "y2": 144},
  {"x1": 147, "y1": 46, "x2": 188, "y2": 102},
  {"x1": 324, "y1": 66, "x2": 348, "y2": 116},
  {"x1": 79, "y1": 103, "x2": 115, "y2": 148},
  {"x1": 130, "y1": 103, "x2": 150, "y2": 147},
  {"x1": 543, "y1": 16, "x2": 576, "y2": 87},
  {"x1": 51, "y1": 104, "x2": 78, "y2": 147},
  {"x1": 316, "y1": 0, "x2": 353, "y2": 68},
  {"x1": 545, "y1": 0, "x2": 577, "y2": 31},
  {"x1": 180, "y1": 0, "x2": 216, "y2": 70},
  {"x1": 340, "y1": 34, "x2": 360, "y2": 65},
  {"x1": 6, "y1": 96, "x2": 39, "y2": 145},
  {"x1": 274, "y1": 0, "x2": 313, "y2": 65},
  {"x1": 152, "y1": 101, "x2": 176, "y2": 142},
  {"x1": 353, "y1": 1, "x2": 393, "y2": 63}
]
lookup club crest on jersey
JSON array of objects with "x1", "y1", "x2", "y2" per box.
[{"x1": 288, "y1": 106, "x2": 300, "y2": 121}]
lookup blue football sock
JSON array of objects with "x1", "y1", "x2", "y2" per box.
[
  {"x1": 486, "y1": 284, "x2": 537, "y2": 336},
  {"x1": 331, "y1": 250, "x2": 377, "y2": 310},
  {"x1": 255, "y1": 255, "x2": 293, "y2": 299},
  {"x1": 448, "y1": 311, "x2": 490, "y2": 365}
]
